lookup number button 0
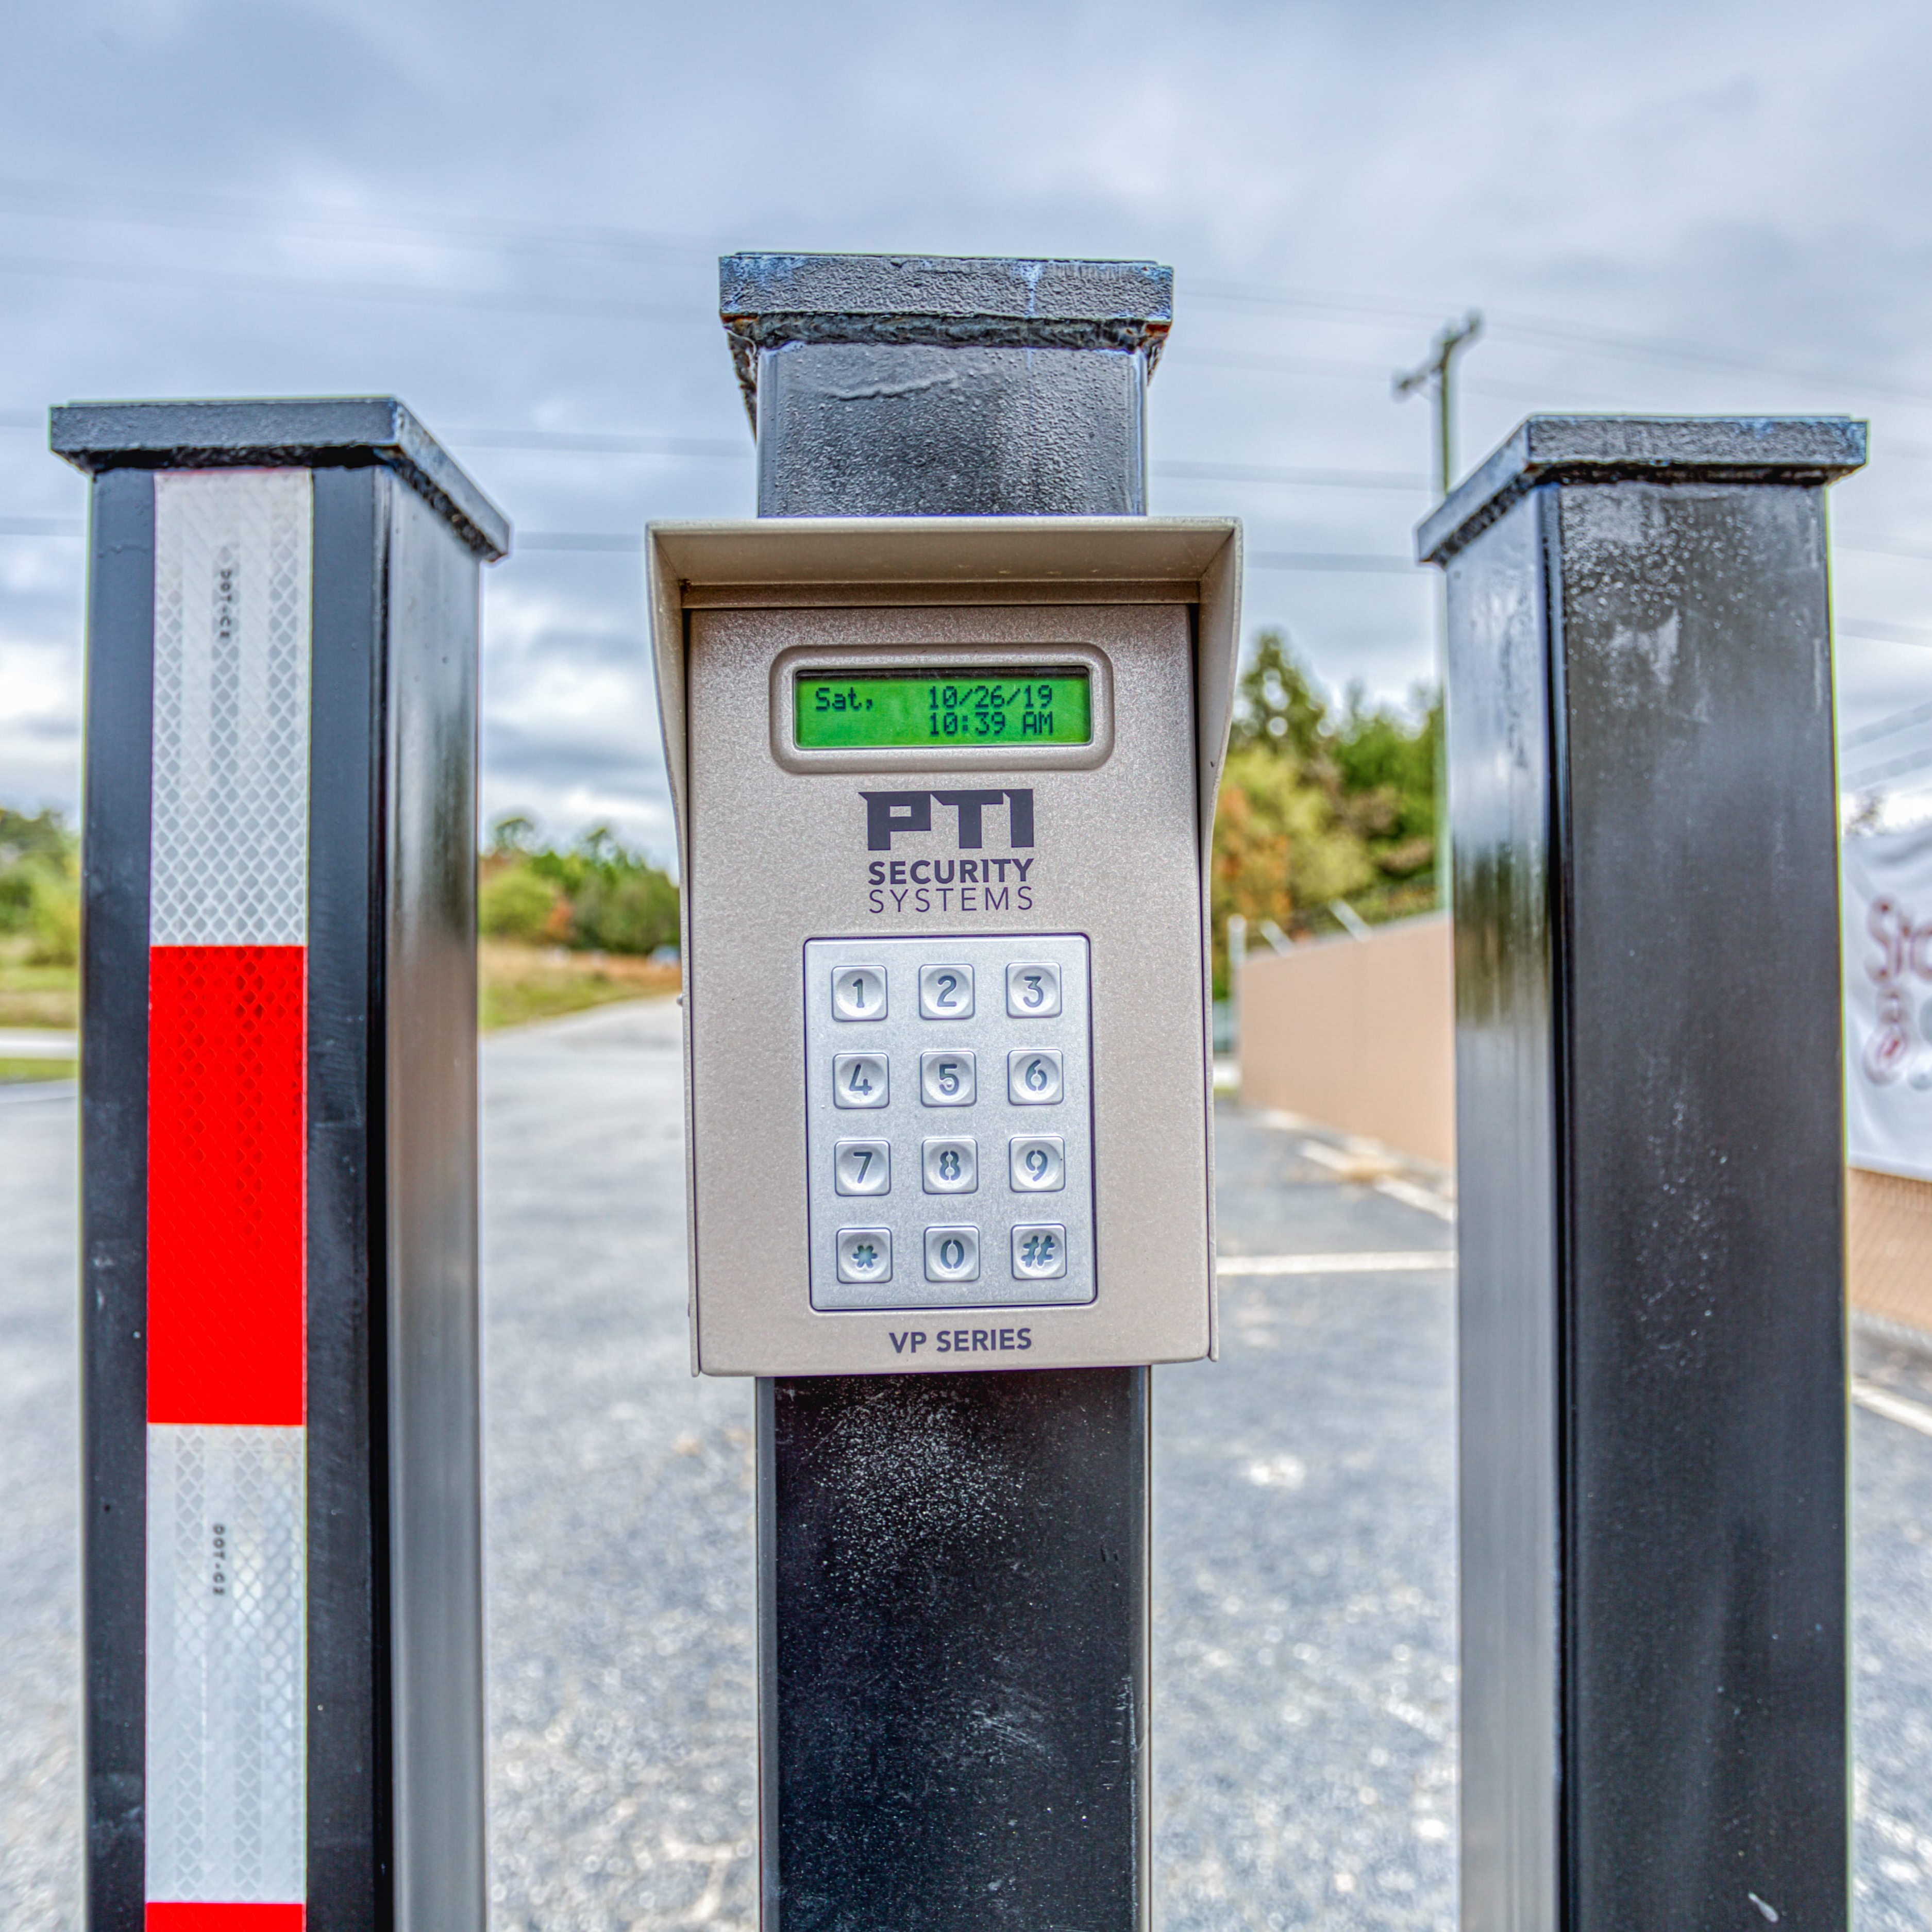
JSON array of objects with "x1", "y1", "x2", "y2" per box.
[
  {"x1": 1006, "y1": 962, "x2": 1062, "y2": 1018},
  {"x1": 919, "y1": 1049, "x2": 977, "y2": 1107},
  {"x1": 833, "y1": 1052, "x2": 889, "y2": 1108},
  {"x1": 925, "y1": 1225, "x2": 981, "y2": 1283},
  {"x1": 837, "y1": 1227, "x2": 892, "y2": 1283},
  {"x1": 918, "y1": 963, "x2": 975, "y2": 1020},
  {"x1": 922, "y1": 1136, "x2": 978, "y2": 1194},
  {"x1": 1009, "y1": 1134, "x2": 1065, "y2": 1192},
  {"x1": 834, "y1": 1138, "x2": 891, "y2": 1196},
  {"x1": 1007, "y1": 1048, "x2": 1063, "y2": 1105},
  {"x1": 1011, "y1": 1222, "x2": 1068, "y2": 1281},
  {"x1": 831, "y1": 965, "x2": 887, "y2": 1021}
]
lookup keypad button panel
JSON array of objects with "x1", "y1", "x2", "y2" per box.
[{"x1": 804, "y1": 933, "x2": 1095, "y2": 1311}]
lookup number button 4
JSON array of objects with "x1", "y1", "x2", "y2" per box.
[
  {"x1": 834, "y1": 1138, "x2": 891, "y2": 1197},
  {"x1": 919, "y1": 1049, "x2": 977, "y2": 1107},
  {"x1": 1008, "y1": 1134, "x2": 1065, "y2": 1192},
  {"x1": 922, "y1": 1136, "x2": 978, "y2": 1194},
  {"x1": 833, "y1": 1052, "x2": 889, "y2": 1108},
  {"x1": 1005, "y1": 962, "x2": 1062, "y2": 1018},
  {"x1": 918, "y1": 963, "x2": 976, "y2": 1020},
  {"x1": 1007, "y1": 1048, "x2": 1063, "y2": 1105}
]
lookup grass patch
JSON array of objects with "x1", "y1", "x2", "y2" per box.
[
  {"x1": 0, "y1": 1057, "x2": 74, "y2": 1083},
  {"x1": 0, "y1": 937, "x2": 79, "y2": 1029},
  {"x1": 480, "y1": 940, "x2": 679, "y2": 1031},
  {"x1": 0, "y1": 937, "x2": 677, "y2": 1037}
]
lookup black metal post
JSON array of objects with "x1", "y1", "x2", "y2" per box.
[
  {"x1": 57, "y1": 399, "x2": 508, "y2": 1932},
  {"x1": 1419, "y1": 415, "x2": 1866, "y2": 1931},
  {"x1": 720, "y1": 253, "x2": 1170, "y2": 1932}
]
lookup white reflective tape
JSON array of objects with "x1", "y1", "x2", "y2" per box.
[
  {"x1": 150, "y1": 470, "x2": 312, "y2": 946},
  {"x1": 146, "y1": 1423, "x2": 306, "y2": 1903}
]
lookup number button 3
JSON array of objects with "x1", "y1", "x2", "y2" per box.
[
  {"x1": 919, "y1": 1049, "x2": 977, "y2": 1106},
  {"x1": 1007, "y1": 1048, "x2": 1063, "y2": 1105},
  {"x1": 1005, "y1": 962, "x2": 1062, "y2": 1018},
  {"x1": 834, "y1": 1138, "x2": 891, "y2": 1197},
  {"x1": 833, "y1": 1052, "x2": 889, "y2": 1108},
  {"x1": 918, "y1": 963, "x2": 975, "y2": 1020}
]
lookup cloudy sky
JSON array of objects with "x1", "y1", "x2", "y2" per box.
[{"x1": 2, "y1": 0, "x2": 1928, "y2": 859}]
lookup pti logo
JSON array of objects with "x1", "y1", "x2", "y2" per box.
[{"x1": 861, "y1": 788, "x2": 1034, "y2": 853}]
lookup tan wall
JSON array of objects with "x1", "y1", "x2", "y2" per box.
[
  {"x1": 1237, "y1": 912, "x2": 1932, "y2": 1337},
  {"x1": 1849, "y1": 1166, "x2": 1932, "y2": 1336},
  {"x1": 1236, "y1": 913, "x2": 1456, "y2": 1168}
]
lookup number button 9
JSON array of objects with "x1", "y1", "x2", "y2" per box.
[
  {"x1": 918, "y1": 963, "x2": 976, "y2": 1020},
  {"x1": 1007, "y1": 1048, "x2": 1063, "y2": 1105},
  {"x1": 1005, "y1": 962, "x2": 1062, "y2": 1018},
  {"x1": 1008, "y1": 1134, "x2": 1065, "y2": 1192}
]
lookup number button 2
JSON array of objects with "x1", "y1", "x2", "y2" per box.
[
  {"x1": 834, "y1": 1138, "x2": 891, "y2": 1196},
  {"x1": 833, "y1": 1052, "x2": 889, "y2": 1108},
  {"x1": 918, "y1": 963, "x2": 976, "y2": 1020},
  {"x1": 919, "y1": 1049, "x2": 977, "y2": 1107},
  {"x1": 1007, "y1": 1048, "x2": 1063, "y2": 1105},
  {"x1": 1006, "y1": 962, "x2": 1062, "y2": 1018}
]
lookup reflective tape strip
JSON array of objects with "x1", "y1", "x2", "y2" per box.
[
  {"x1": 146, "y1": 471, "x2": 312, "y2": 1913},
  {"x1": 146, "y1": 1425, "x2": 306, "y2": 1905},
  {"x1": 147, "y1": 945, "x2": 306, "y2": 1425},
  {"x1": 150, "y1": 470, "x2": 311, "y2": 948}
]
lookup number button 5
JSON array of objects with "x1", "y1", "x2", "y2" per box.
[
  {"x1": 834, "y1": 1138, "x2": 891, "y2": 1196},
  {"x1": 1007, "y1": 1048, "x2": 1063, "y2": 1105},
  {"x1": 1005, "y1": 962, "x2": 1062, "y2": 1018},
  {"x1": 919, "y1": 1049, "x2": 977, "y2": 1106},
  {"x1": 918, "y1": 963, "x2": 975, "y2": 1020},
  {"x1": 833, "y1": 1052, "x2": 889, "y2": 1108}
]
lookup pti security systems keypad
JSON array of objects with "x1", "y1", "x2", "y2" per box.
[{"x1": 804, "y1": 933, "x2": 1095, "y2": 1312}]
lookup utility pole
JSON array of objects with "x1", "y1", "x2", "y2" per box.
[
  {"x1": 1395, "y1": 311, "x2": 1484, "y2": 498},
  {"x1": 1395, "y1": 312, "x2": 1481, "y2": 910}
]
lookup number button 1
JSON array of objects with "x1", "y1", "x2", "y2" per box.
[
  {"x1": 833, "y1": 1052, "x2": 889, "y2": 1108},
  {"x1": 919, "y1": 1049, "x2": 977, "y2": 1107},
  {"x1": 1009, "y1": 1134, "x2": 1065, "y2": 1192},
  {"x1": 918, "y1": 963, "x2": 975, "y2": 1020},
  {"x1": 831, "y1": 965, "x2": 887, "y2": 1020},
  {"x1": 834, "y1": 1138, "x2": 890, "y2": 1196},
  {"x1": 1007, "y1": 1048, "x2": 1063, "y2": 1105},
  {"x1": 1006, "y1": 962, "x2": 1062, "y2": 1018}
]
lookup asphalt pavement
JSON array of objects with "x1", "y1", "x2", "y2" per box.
[{"x1": 2, "y1": 999, "x2": 1930, "y2": 1928}]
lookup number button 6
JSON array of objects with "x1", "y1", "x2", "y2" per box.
[{"x1": 1007, "y1": 1048, "x2": 1063, "y2": 1105}]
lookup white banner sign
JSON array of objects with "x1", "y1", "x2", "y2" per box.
[{"x1": 1844, "y1": 824, "x2": 1932, "y2": 1182}]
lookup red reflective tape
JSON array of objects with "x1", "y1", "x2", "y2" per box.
[
  {"x1": 148, "y1": 945, "x2": 306, "y2": 1425},
  {"x1": 146, "y1": 1907, "x2": 305, "y2": 1930}
]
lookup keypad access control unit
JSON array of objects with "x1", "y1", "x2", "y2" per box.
[{"x1": 650, "y1": 517, "x2": 1241, "y2": 1376}]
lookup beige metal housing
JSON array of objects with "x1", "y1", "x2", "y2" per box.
[{"x1": 649, "y1": 517, "x2": 1241, "y2": 1375}]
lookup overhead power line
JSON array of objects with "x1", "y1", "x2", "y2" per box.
[
  {"x1": 1393, "y1": 313, "x2": 1484, "y2": 497},
  {"x1": 1840, "y1": 618, "x2": 1932, "y2": 648},
  {"x1": 445, "y1": 427, "x2": 747, "y2": 460},
  {"x1": 1843, "y1": 697, "x2": 1932, "y2": 752},
  {"x1": 1247, "y1": 550, "x2": 1418, "y2": 575},
  {"x1": 1154, "y1": 458, "x2": 1427, "y2": 492}
]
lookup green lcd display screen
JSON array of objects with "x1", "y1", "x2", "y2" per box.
[{"x1": 795, "y1": 669, "x2": 1091, "y2": 749}]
